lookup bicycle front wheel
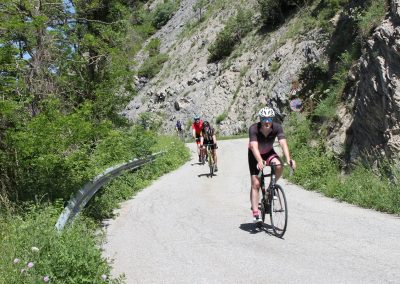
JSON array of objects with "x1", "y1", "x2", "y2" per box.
[
  {"x1": 208, "y1": 154, "x2": 214, "y2": 175},
  {"x1": 269, "y1": 185, "x2": 288, "y2": 238}
]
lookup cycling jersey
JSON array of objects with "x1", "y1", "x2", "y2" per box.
[
  {"x1": 176, "y1": 121, "x2": 182, "y2": 131},
  {"x1": 202, "y1": 127, "x2": 215, "y2": 143},
  {"x1": 192, "y1": 120, "x2": 204, "y2": 136},
  {"x1": 248, "y1": 122, "x2": 285, "y2": 154}
]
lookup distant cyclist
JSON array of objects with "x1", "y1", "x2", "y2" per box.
[
  {"x1": 248, "y1": 107, "x2": 296, "y2": 225},
  {"x1": 191, "y1": 114, "x2": 204, "y2": 162},
  {"x1": 175, "y1": 120, "x2": 183, "y2": 136},
  {"x1": 200, "y1": 121, "x2": 218, "y2": 172}
]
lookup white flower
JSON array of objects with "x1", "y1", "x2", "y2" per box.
[
  {"x1": 43, "y1": 275, "x2": 50, "y2": 282},
  {"x1": 101, "y1": 274, "x2": 107, "y2": 281},
  {"x1": 31, "y1": 246, "x2": 40, "y2": 252},
  {"x1": 13, "y1": 258, "x2": 20, "y2": 264},
  {"x1": 27, "y1": 262, "x2": 34, "y2": 268}
]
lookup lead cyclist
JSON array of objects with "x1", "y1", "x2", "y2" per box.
[{"x1": 248, "y1": 107, "x2": 296, "y2": 225}]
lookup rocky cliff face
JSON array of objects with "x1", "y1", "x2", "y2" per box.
[
  {"x1": 124, "y1": 0, "x2": 399, "y2": 166},
  {"x1": 123, "y1": 0, "x2": 326, "y2": 135},
  {"x1": 329, "y1": 0, "x2": 400, "y2": 167}
]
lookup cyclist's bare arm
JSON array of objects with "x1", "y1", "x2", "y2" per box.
[
  {"x1": 249, "y1": 141, "x2": 264, "y2": 171},
  {"x1": 278, "y1": 139, "x2": 296, "y2": 170},
  {"x1": 212, "y1": 135, "x2": 217, "y2": 146}
]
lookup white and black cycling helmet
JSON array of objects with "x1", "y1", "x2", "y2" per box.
[{"x1": 258, "y1": 107, "x2": 275, "y2": 118}]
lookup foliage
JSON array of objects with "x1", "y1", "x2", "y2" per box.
[
  {"x1": 146, "y1": 38, "x2": 162, "y2": 57},
  {"x1": 0, "y1": 204, "x2": 124, "y2": 283},
  {"x1": 208, "y1": 9, "x2": 253, "y2": 62},
  {"x1": 357, "y1": 0, "x2": 388, "y2": 38},
  {"x1": 152, "y1": 0, "x2": 179, "y2": 29},
  {"x1": 285, "y1": 113, "x2": 400, "y2": 215},
  {"x1": 85, "y1": 136, "x2": 190, "y2": 220},
  {"x1": 193, "y1": 0, "x2": 209, "y2": 21},
  {"x1": 258, "y1": 0, "x2": 284, "y2": 26},
  {"x1": 269, "y1": 59, "x2": 281, "y2": 73},
  {"x1": 258, "y1": 0, "x2": 313, "y2": 27},
  {"x1": 216, "y1": 112, "x2": 228, "y2": 124},
  {"x1": 138, "y1": 53, "x2": 169, "y2": 78}
]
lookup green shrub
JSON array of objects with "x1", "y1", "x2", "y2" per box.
[
  {"x1": 146, "y1": 38, "x2": 161, "y2": 57},
  {"x1": 285, "y1": 113, "x2": 400, "y2": 214},
  {"x1": 0, "y1": 204, "x2": 124, "y2": 283},
  {"x1": 258, "y1": 0, "x2": 283, "y2": 26},
  {"x1": 137, "y1": 53, "x2": 169, "y2": 78},
  {"x1": 208, "y1": 9, "x2": 253, "y2": 62},
  {"x1": 86, "y1": 135, "x2": 190, "y2": 220},
  {"x1": 137, "y1": 112, "x2": 163, "y2": 131},
  {"x1": 358, "y1": 0, "x2": 388, "y2": 38},
  {"x1": 270, "y1": 59, "x2": 281, "y2": 73},
  {"x1": 258, "y1": 0, "x2": 313, "y2": 27},
  {"x1": 152, "y1": 1, "x2": 178, "y2": 29},
  {"x1": 216, "y1": 112, "x2": 228, "y2": 124}
]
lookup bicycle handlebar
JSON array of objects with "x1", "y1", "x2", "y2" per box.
[{"x1": 257, "y1": 162, "x2": 294, "y2": 178}]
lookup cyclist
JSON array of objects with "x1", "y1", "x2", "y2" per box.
[
  {"x1": 175, "y1": 120, "x2": 183, "y2": 136},
  {"x1": 191, "y1": 114, "x2": 204, "y2": 162},
  {"x1": 248, "y1": 107, "x2": 296, "y2": 225},
  {"x1": 200, "y1": 121, "x2": 218, "y2": 172}
]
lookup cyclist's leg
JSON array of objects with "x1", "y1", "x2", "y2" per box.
[
  {"x1": 265, "y1": 150, "x2": 283, "y2": 181},
  {"x1": 248, "y1": 150, "x2": 262, "y2": 220},
  {"x1": 195, "y1": 137, "x2": 201, "y2": 161},
  {"x1": 211, "y1": 146, "x2": 217, "y2": 164},
  {"x1": 250, "y1": 175, "x2": 261, "y2": 215}
]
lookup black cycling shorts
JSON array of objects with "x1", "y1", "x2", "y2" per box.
[
  {"x1": 248, "y1": 149, "x2": 281, "y2": 176},
  {"x1": 204, "y1": 141, "x2": 217, "y2": 150}
]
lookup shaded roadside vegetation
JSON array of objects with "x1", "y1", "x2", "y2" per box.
[
  {"x1": 280, "y1": 0, "x2": 400, "y2": 214},
  {"x1": 0, "y1": 0, "x2": 187, "y2": 282}
]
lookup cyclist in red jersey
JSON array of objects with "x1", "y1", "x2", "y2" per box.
[
  {"x1": 248, "y1": 107, "x2": 296, "y2": 225},
  {"x1": 191, "y1": 114, "x2": 204, "y2": 162}
]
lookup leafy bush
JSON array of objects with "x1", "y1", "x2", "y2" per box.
[
  {"x1": 146, "y1": 38, "x2": 161, "y2": 57},
  {"x1": 357, "y1": 0, "x2": 388, "y2": 38},
  {"x1": 284, "y1": 113, "x2": 400, "y2": 214},
  {"x1": 216, "y1": 112, "x2": 228, "y2": 124},
  {"x1": 258, "y1": 0, "x2": 313, "y2": 27},
  {"x1": 0, "y1": 204, "x2": 124, "y2": 283},
  {"x1": 269, "y1": 59, "x2": 281, "y2": 73},
  {"x1": 137, "y1": 53, "x2": 169, "y2": 78},
  {"x1": 208, "y1": 9, "x2": 253, "y2": 62},
  {"x1": 86, "y1": 136, "x2": 190, "y2": 220},
  {"x1": 152, "y1": 0, "x2": 178, "y2": 29},
  {"x1": 258, "y1": 0, "x2": 284, "y2": 26}
]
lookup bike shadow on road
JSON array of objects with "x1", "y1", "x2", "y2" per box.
[
  {"x1": 239, "y1": 223, "x2": 276, "y2": 236},
  {"x1": 197, "y1": 173, "x2": 217, "y2": 178},
  {"x1": 190, "y1": 162, "x2": 206, "y2": 166}
]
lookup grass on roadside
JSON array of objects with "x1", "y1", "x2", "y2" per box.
[{"x1": 284, "y1": 113, "x2": 400, "y2": 215}]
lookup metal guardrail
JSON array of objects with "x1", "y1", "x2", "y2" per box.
[{"x1": 55, "y1": 152, "x2": 163, "y2": 231}]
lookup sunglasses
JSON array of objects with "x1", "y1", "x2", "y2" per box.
[{"x1": 261, "y1": 117, "x2": 273, "y2": 123}]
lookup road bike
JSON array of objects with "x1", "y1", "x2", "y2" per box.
[
  {"x1": 204, "y1": 143, "x2": 216, "y2": 175},
  {"x1": 258, "y1": 162, "x2": 291, "y2": 237}
]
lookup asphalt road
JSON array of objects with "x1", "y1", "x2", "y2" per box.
[{"x1": 102, "y1": 138, "x2": 400, "y2": 284}]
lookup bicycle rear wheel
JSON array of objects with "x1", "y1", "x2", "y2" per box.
[{"x1": 269, "y1": 184, "x2": 288, "y2": 237}]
